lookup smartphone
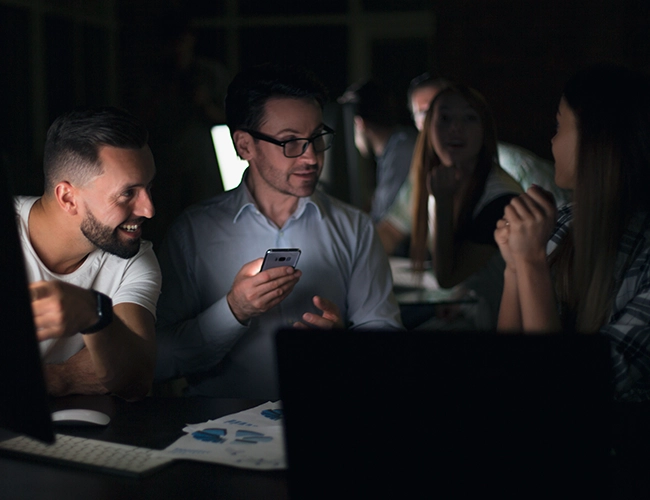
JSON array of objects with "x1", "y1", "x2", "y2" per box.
[{"x1": 261, "y1": 248, "x2": 301, "y2": 271}]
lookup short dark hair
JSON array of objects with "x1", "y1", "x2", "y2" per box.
[
  {"x1": 337, "y1": 79, "x2": 397, "y2": 127},
  {"x1": 43, "y1": 106, "x2": 149, "y2": 192},
  {"x1": 224, "y1": 63, "x2": 328, "y2": 135},
  {"x1": 406, "y1": 72, "x2": 452, "y2": 112}
]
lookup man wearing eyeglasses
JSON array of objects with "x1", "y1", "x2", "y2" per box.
[{"x1": 154, "y1": 63, "x2": 403, "y2": 399}]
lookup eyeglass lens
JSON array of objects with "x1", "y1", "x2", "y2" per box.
[{"x1": 284, "y1": 132, "x2": 333, "y2": 157}]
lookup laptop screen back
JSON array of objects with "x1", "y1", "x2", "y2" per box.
[
  {"x1": 276, "y1": 329, "x2": 612, "y2": 499},
  {"x1": 0, "y1": 166, "x2": 54, "y2": 443}
]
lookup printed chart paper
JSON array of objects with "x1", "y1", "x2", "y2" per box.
[{"x1": 159, "y1": 401, "x2": 286, "y2": 470}]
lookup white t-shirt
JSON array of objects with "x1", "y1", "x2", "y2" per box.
[{"x1": 15, "y1": 196, "x2": 162, "y2": 363}]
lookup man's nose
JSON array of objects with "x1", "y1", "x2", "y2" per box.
[
  {"x1": 300, "y1": 141, "x2": 319, "y2": 162},
  {"x1": 134, "y1": 189, "x2": 155, "y2": 219}
]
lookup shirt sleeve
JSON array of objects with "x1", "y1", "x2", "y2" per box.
[
  {"x1": 371, "y1": 133, "x2": 415, "y2": 222},
  {"x1": 381, "y1": 176, "x2": 413, "y2": 235},
  {"x1": 602, "y1": 252, "x2": 650, "y2": 401},
  {"x1": 154, "y1": 220, "x2": 247, "y2": 382},
  {"x1": 347, "y1": 216, "x2": 405, "y2": 330},
  {"x1": 111, "y1": 242, "x2": 162, "y2": 319}
]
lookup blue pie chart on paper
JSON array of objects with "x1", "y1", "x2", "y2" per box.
[
  {"x1": 234, "y1": 430, "x2": 273, "y2": 444},
  {"x1": 192, "y1": 428, "x2": 227, "y2": 443},
  {"x1": 261, "y1": 409, "x2": 283, "y2": 421}
]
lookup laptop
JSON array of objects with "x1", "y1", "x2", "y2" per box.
[
  {"x1": 276, "y1": 329, "x2": 612, "y2": 499},
  {"x1": 211, "y1": 124, "x2": 249, "y2": 191}
]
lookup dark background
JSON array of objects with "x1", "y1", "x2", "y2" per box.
[{"x1": 1, "y1": 0, "x2": 648, "y2": 219}]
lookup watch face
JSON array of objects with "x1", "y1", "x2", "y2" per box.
[{"x1": 81, "y1": 291, "x2": 113, "y2": 334}]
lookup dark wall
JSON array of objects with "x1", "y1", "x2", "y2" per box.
[
  {"x1": 2, "y1": 0, "x2": 649, "y2": 197},
  {"x1": 432, "y1": 0, "x2": 650, "y2": 159},
  {"x1": 117, "y1": 0, "x2": 650, "y2": 161}
]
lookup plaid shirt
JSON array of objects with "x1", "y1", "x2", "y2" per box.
[{"x1": 548, "y1": 205, "x2": 650, "y2": 401}]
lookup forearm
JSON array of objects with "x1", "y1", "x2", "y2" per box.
[
  {"x1": 515, "y1": 259, "x2": 561, "y2": 332},
  {"x1": 432, "y1": 196, "x2": 456, "y2": 287},
  {"x1": 44, "y1": 348, "x2": 109, "y2": 397},
  {"x1": 497, "y1": 269, "x2": 522, "y2": 332},
  {"x1": 432, "y1": 199, "x2": 497, "y2": 288},
  {"x1": 375, "y1": 220, "x2": 407, "y2": 255},
  {"x1": 156, "y1": 296, "x2": 247, "y2": 381},
  {"x1": 82, "y1": 305, "x2": 156, "y2": 401}
]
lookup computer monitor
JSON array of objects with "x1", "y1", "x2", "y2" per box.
[
  {"x1": 0, "y1": 165, "x2": 54, "y2": 443},
  {"x1": 211, "y1": 124, "x2": 249, "y2": 191}
]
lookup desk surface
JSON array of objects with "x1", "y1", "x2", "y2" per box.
[
  {"x1": 3, "y1": 396, "x2": 650, "y2": 499},
  {"x1": 390, "y1": 256, "x2": 464, "y2": 304},
  {"x1": 389, "y1": 257, "x2": 478, "y2": 329},
  {"x1": 0, "y1": 396, "x2": 286, "y2": 500}
]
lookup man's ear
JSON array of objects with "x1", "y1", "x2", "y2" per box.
[
  {"x1": 233, "y1": 130, "x2": 254, "y2": 161},
  {"x1": 54, "y1": 181, "x2": 79, "y2": 215}
]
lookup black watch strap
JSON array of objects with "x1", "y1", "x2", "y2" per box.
[{"x1": 81, "y1": 291, "x2": 113, "y2": 334}]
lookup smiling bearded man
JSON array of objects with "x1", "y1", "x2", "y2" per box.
[{"x1": 15, "y1": 106, "x2": 161, "y2": 401}]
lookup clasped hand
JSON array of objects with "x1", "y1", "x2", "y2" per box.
[
  {"x1": 30, "y1": 280, "x2": 99, "y2": 340},
  {"x1": 494, "y1": 185, "x2": 557, "y2": 270},
  {"x1": 428, "y1": 164, "x2": 463, "y2": 199}
]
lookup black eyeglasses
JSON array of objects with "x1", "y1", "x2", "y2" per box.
[{"x1": 241, "y1": 125, "x2": 335, "y2": 158}]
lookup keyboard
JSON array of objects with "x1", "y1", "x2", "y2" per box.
[{"x1": 0, "y1": 433, "x2": 175, "y2": 477}]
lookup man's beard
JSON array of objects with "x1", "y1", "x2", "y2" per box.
[{"x1": 80, "y1": 209, "x2": 141, "y2": 259}]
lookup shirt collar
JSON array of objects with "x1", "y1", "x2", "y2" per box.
[{"x1": 232, "y1": 170, "x2": 325, "y2": 223}]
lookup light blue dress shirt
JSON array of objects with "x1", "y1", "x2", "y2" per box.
[{"x1": 155, "y1": 173, "x2": 403, "y2": 399}]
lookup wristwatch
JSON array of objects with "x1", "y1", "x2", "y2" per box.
[{"x1": 81, "y1": 291, "x2": 113, "y2": 334}]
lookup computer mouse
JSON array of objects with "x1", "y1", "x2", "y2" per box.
[{"x1": 51, "y1": 408, "x2": 111, "y2": 427}]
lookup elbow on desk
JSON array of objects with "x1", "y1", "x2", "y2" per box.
[
  {"x1": 100, "y1": 361, "x2": 155, "y2": 402},
  {"x1": 435, "y1": 271, "x2": 463, "y2": 290},
  {"x1": 106, "y1": 377, "x2": 153, "y2": 402}
]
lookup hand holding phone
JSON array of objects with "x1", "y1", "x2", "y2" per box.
[
  {"x1": 228, "y1": 253, "x2": 302, "y2": 323},
  {"x1": 260, "y1": 248, "x2": 301, "y2": 271}
]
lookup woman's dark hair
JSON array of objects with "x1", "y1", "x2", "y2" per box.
[{"x1": 550, "y1": 63, "x2": 650, "y2": 331}]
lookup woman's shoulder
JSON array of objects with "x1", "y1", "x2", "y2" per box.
[
  {"x1": 546, "y1": 204, "x2": 574, "y2": 254},
  {"x1": 473, "y1": 167, "x2": 523, "y2": 217},
  {"x1": 620, "y1": 212, "x2": 650, "y2": 261},
  {"x1": 486, "y1": 167, "x2": 524, "y2": 195}
]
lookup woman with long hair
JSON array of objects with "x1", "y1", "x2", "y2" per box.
[
  {"x1": 495, "y1": 64, "x2": 650, "y2": 400},
  {"x1": 410, "y1": 84, "x2": 521, "y2": 328}
]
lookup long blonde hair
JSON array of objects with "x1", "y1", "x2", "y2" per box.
[
  {"x1": 410, "y1": 84, "x2": 500, "y2": 271},
  {"x1": 550, "y1": 64, "x2": 650, "y2": 331}
]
